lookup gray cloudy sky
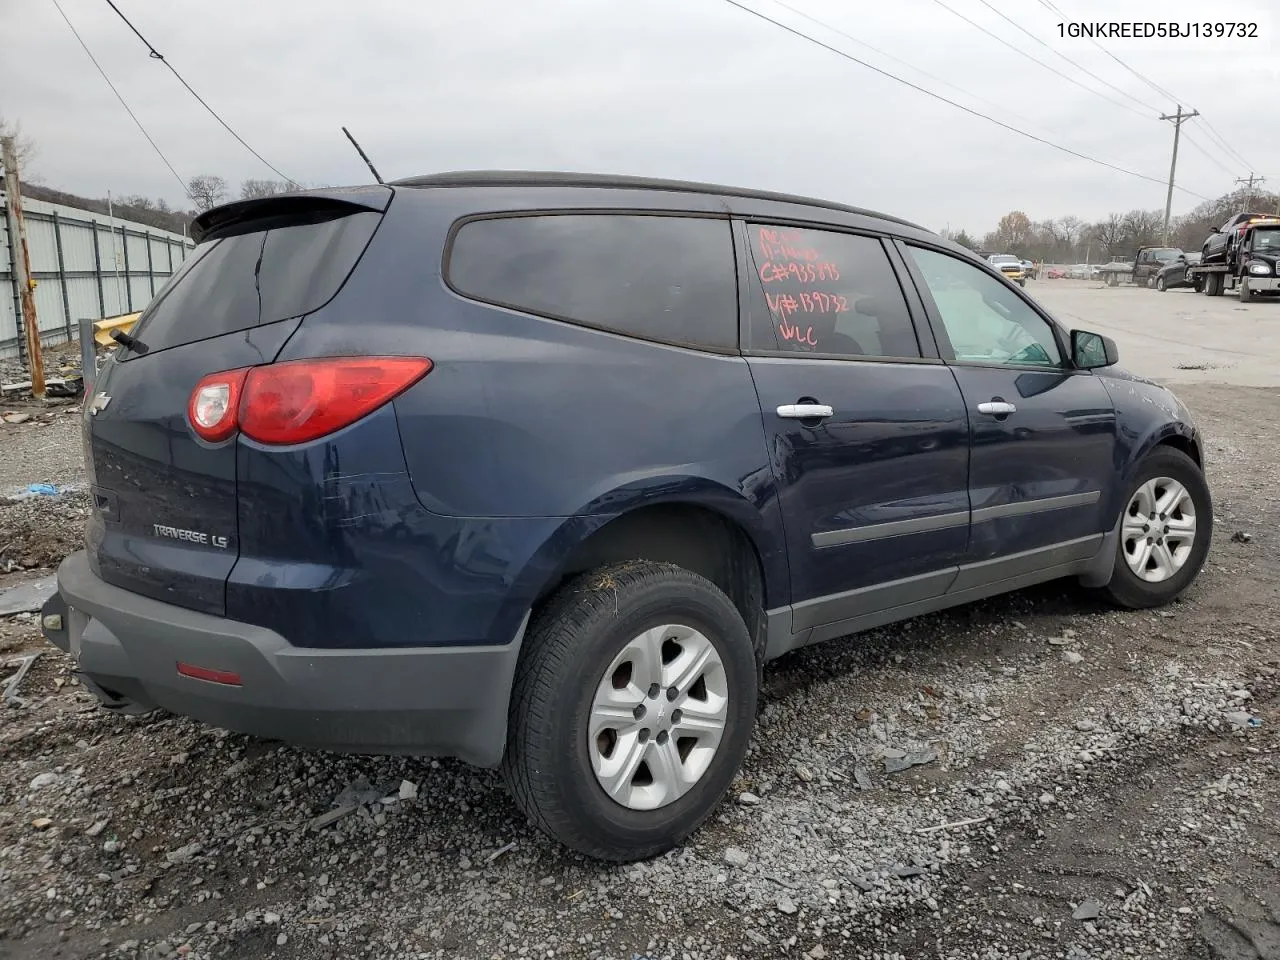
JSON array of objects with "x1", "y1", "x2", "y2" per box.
[{"x1": 5, "y1": 0, "x2": 1277, "y2": 234}]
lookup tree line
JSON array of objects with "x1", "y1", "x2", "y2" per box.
[
  {"x1": 17, "y1": 175, "x2": 302, "y2": 237},
  {"x1": 943, "y1": 185, "x2": 1280, "y2": 263}
]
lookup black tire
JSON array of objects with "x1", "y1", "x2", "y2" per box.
[
  {"x1": 503, "y1": 560, "x2": 758, "y2": 862},
  {"x1": 1017, "y1": 279, "x2": 1026, "y2": 287},
  {"x1": 1156, "y1": 275, "x2": 1167, "y2": 292},
  {"x1": 1099, "y1": 447, "x2": 1212, "y2": 610},
  {"x1": 1239, "y1": 277, "x2": 1255, "y2": 303},
  {"x1": 1205, "y1": 272, "x2": 1222, "y2": 297}
]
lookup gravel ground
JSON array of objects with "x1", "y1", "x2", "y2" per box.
[{"x1": 0, "y1": 377, "x2": 1277, "y2": 960}]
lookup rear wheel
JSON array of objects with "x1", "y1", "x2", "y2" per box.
[
  {"x1": 1099, "y1": 447, "x2": 1212, "y2": 610},
  {"x1": 1204, "y1": 272, "x2": 1223, "y2": 296},
  {"x1": 503, "y1": 561, "x2": 758, "y2": 861}
]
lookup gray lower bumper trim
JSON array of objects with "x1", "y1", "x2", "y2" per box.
[{"x1": 48, "y1": 551, "x2": 526, "y2": 766}]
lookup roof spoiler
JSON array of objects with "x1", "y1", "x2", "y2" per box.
[{"x1": 191, "y1": 185, "x2": 393, "y2": 243}]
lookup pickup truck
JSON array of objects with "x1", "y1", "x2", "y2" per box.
[
  {"x1": 986, "y1": 253, "x2": 1027, "y2": 286},
  {"x1": 1098, "y1": 247, "x2": 1183, "y2": 287},
  {"x1": 1201, "y1": 212, "x2": 1275, "y2": 264}
]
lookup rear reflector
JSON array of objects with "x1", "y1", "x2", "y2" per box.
[
  {"x1": 187, "y1": 356, "x2": 433, "y2": 446},
  {"x1": 176, "y1": 662, "x2": 243, "y2": 686},
  {"x1": 189, "y1": 368, "x2": 250, "y2": 443}
]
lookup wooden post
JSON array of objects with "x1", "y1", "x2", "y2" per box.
[{"x1": 1, "y1": 137, "x2": 45, "y2": 399}]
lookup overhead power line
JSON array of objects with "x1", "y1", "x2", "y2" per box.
[
  {"x1": 48, "y1": 0, "x2": 192, "y2": 201},
  {"x1": 768, "y1": 0, "x2": 1055, "y2": 139},
  {"x1": 102, "y1": 0, "x2": 297, "y2": 186},
  {"x1": 927, "y1": 0, "x2": 1151, "y2": 120},
  {"x1": 971, "y1": 0, "x2": 1161, "y2": 114},
  {"x1": 1034, "y1": 0, "x2": 1181, "y2": 104},
  {"x1": 719, "y1": 0, "x2": 1211, "y2": 201},
  {"x1": 1193, "y1": 117, "x2": 1256, "y2": 174},
  {"x1": 1180, "y1": 130, "x2": 1238, "y2": 178}
]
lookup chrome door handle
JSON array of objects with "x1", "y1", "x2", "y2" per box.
[
  {"x1": 977, "y1": 400, "x2": 1017, "y2": 416},
  {"x1": 777, "y1": 403, "x2": 834, "y2": 419}
]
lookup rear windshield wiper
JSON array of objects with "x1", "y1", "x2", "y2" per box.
[{"x1": 111, "y1": 329, "x2": 149, "y2": 355}]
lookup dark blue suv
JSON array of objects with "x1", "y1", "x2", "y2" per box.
[{"x1": 41, "y1": 172, "x2": 1212, "y2": 861}]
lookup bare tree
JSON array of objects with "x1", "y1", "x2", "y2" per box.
[
  {"x1": 187, "y1": 174, "x2": 228, "y2": 212},
  {"x1": 993, "y1": 210, "x2": 1034, "y2": 253},
  {"x1": 1088, "y1": 214, "x2": 1126, "y2": 259},
  {"x1": 0, "y1": 117, "x2": 40, "y2": 181},
  {"x1": 240, "y1": 178, "x2": 295, "y2": 200},
  {"x1": 1120, "y1": 209, "x2": 1163, "y2": 250}
]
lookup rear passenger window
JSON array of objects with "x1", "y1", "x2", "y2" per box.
[
  {"x1": 746, "y1": 225, "x2": 920, "y2": 359},
  {"x1": 447, "y1": 214, "x2": 737, "y2": 351}
]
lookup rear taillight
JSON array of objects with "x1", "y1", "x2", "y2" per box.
[{"x1": 187, "y1": 357, "x2": 432, "y2": 445}]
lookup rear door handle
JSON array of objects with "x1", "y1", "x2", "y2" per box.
[
  {"x1": 977, "y1": 400, "x2": 1017, "y2": 416},
  {"x1": 777, "y1": 403, "x2": 834, "y2": 420}
]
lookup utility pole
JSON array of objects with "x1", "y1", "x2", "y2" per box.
[
  {"x1": 1235, "y1": 172, "x2": 1265, "y2": 208},
  {"x1": 1, "y1": 137, "x2": 45, "y2": 400},
  {"x1": 1159, "y1": 106, "x2": 1199, "y2": 245}
]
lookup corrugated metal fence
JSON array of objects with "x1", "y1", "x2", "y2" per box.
[{"x1": 0, "y1": 191, "x2": 194, "y2": 360}]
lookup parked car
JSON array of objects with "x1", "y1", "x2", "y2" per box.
[
  {"x1": 41, "y1": 171, "x2": 1214, "y2": 862},
  {"x1": 1047, "y1": 267, "x2": 1066, "y2": 279},
  {"x1": 1202, "y1": 212, "x2": 1274, "y2": 264},
  {"x1": 1154, "y1": 252, "x2": 1202, "y2": 291},
  {"x1": 987, "y1": 253, "x2": 1027, "y2": 286}
]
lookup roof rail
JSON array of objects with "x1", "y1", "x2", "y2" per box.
[{"x1": 389, "y1": 170, "x2": 930, "y2": 233}]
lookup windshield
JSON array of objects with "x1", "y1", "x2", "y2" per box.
[
  {"x1": 1151, "y1": 248, "x2": 1180, "y2": 261},
  {"x1": 1252, "y1": 228, "x2": 1280, "y2": 253},
  {"x1": 990, "y1": 255, "x2": 1019, "y2": 264}
]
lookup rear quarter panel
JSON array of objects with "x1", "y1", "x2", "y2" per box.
[{"x1": 277, "y1": 185, "x2": 790, "y2": 606}]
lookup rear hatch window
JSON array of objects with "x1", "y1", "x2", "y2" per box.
[{"x1": 123, "y1": 201, "x2": 382, "y2": 357}]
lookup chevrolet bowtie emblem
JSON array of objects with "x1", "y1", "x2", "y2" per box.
[{"x1": 88, "y1": 393, "x2": 111, "y2": 416}]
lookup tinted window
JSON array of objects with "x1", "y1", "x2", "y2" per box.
[
  {"x1": 128, "y1": 211, "x2": 380, "y2": 356},
  {"x1": 906, "y1": 247, "x2": 1062, "y2": 367},
  {"x1": 746, "y1": 224, "x2": 920, "y2": 358},
  {"x1": 447, "y1": 215, "x2": 737, "y2": 351}
]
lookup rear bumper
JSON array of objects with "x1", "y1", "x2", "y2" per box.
[{"x1": 43, "y1": 551, "x2": 526, "y2": 766}]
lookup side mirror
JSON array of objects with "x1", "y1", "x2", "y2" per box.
[{"x1": 1071, "y1": 329, "x2": 1119, "y2": 369}]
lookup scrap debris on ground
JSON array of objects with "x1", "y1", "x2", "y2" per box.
[{"x1": 0, "y1": 366, "x2": 1277, "y2": 959}]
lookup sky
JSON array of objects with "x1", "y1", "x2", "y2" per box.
[{"x1": 4, "y1": 0, "x2": 1277, "y2": 236}]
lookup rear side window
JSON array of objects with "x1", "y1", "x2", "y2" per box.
[
  {"x1": 447, "y1": 214, "x2": 738, "y2": 351},
  {"x1": 127, "y1": 211, "x2": 381, "y2": 356},
  {"x1": 745, "y1": 224, "x2": 921, "y2": 359}
]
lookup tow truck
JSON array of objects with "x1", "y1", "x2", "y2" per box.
[{"x1": 1187, "y1": 217, "x2": 1280, "y2": 301}]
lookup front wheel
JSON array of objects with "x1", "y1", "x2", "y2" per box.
[
  {"x1": 1017, "y1": 279, "x2": 1026, "y2": 287},
  {"x1": 1239, "y1": 277, "x2": 1255, "y2": 303},
  {"x1": 1099, "y1": 447, "x2": 1212, "y2": 609},
  {"x1": 503, "y1": 561, "x2": 758, "y2": 862},
  {"x1": 1156, "y1": 275, "x2": 1166, "y2": 292}
]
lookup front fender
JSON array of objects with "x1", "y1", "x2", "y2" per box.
[{"x1": 1101, "y1": 371, "x2": 1203, "y2": 518}]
